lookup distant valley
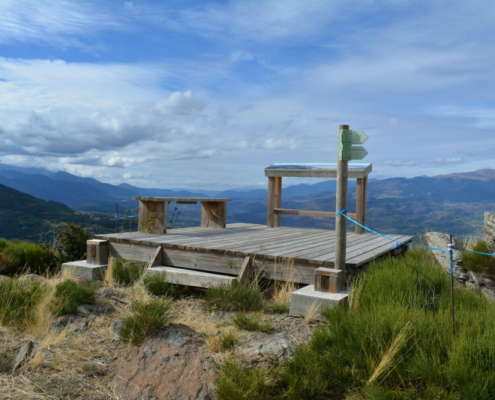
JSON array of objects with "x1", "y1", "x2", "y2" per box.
[{"x1": 1, "y1": 163, "x2": 495, "y2": 241}]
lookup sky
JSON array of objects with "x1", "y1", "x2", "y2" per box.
[{"x1": 0, "y1": 0, "x2": 494, "y2": 190}]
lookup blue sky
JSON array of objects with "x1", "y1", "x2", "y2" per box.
[{"x1": 0, "y1": 0, "x2": 494, "y2": 189}]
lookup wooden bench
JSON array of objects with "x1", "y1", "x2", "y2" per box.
[{"x1": 132, "y1": 197, "x2": 231, "y2": 234}]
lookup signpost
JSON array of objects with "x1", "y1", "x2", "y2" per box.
[{"x1": 335, "y1": 126, "x2": 369, "y2": 281}]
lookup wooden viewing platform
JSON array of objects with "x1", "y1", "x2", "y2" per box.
[{"x1": 94, "y1": 223, "x2": 413, "y2": 284}]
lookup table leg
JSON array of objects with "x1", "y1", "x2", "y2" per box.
[
  {"x1": 267, "y1": 177, "x2": 275, "y2": 227},
  {"x1": 137, "y1": 200, "x2": 167, "y2": 234},
  {"x1": 274, "y1": 177, "x2": 282, "y2": 227},
  {"x1": 201, "y1": 202, "x2": 227, "y2": 228}
]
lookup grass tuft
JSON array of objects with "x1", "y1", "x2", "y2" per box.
[
  {"x1": 112, "y1": 259, "x2": 144, "y2": 286},
  {"x1": 461, "y1": 240, "x2": 495, "y2": 274},
  {"x1": 218, "y1": 329, "x2": 239, "y2": 351},
  {"x1": 52, "y1": 279, "x2": 97, "y2": 316},
  {"x1": 0, "y1": 277, "x2": 49, "y2": 329},
  {"x1": 204, "y1": 281, "x2": 264, "y2": 312},
  {"x1": 0, "y1": 351, "x2": 15, "y2": 373},
  {"x1": 232, "y1": 312, "x2": 272, "y2": 332},
  {"x1": 216, "y1": 356, "x2": 276, "y2": 400},
  {"x1": 119, "y1": 298, "x2": 172, "y2": 346}
]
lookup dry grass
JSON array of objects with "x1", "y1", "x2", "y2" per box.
[
  {"x1": 303, "y1": 301, "x2": 320, "y2": 324},
  {"x1": 103, "y1": 256, "x2": 115, "y2": 286},
  {"x1": 367, "y1": 320, "x2": 414, "y2": 386},
  {"x1": 269, "y1": 257, "x2": 297, "y2": 313}
]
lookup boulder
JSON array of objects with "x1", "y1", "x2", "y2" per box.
[
  {"x1": 485, "y1": 212, "x2": 495, "y2": 253},
  {"x1": 18, "y1": 274, "x2": 45, "y2": 283},
  {"x1": 113, "y1": 324, "x2": 216, "y2": 400},
  {"x1": 236, "y1": 332, "x2": 297, "y2": 364},
  {"x1": 12, "y1": 341, "x2": 34, "y2": 372},
  {"x1": 424, "y1": 232, "x2": 465, "y2": 279}
]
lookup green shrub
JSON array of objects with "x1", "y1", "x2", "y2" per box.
[
  {"x1": 52, "y1": 279, "x2": 97, "y2": 316},
  {"x1": 119, "y1": 298, "x2": 172, "y2": 346},
  {"x1": 0, "y1": 351, "x2": 15, "y2": 373},
  {"x1": 216, "y1": 357, "x2": 276, "y2": 400},
  {"x1": 219, "y1": 330, "x2": 238, "y2": 352},
  {"x1": 0, "y1": 239, "x2": 57, "y2": 276},
  {"x1": 218, "y1": 249, "x2": 495, "y2": 399},
  {"x1": 0, "y1": 278, "x2": 48, "y2": 329},
  {"x1": 55, "y1": 222, "x2": 89, "y2": 264},
  {"x1": 461, "y1": 240, "x2": 495, "y2": 274},
  {"x1": 143, "y1": 271, "x2": 187, "y2": 297},
  {"x1": 112, "y1": 259, "x2": 143, "y2": 286},
  {"x1": 280, "y1": 249, "x2": 495, "y2": 399},
  {"x1": 232, "y1": 313, "x2": 272, "y2": 332},
  {"x1": 204, "y1": 281, "x2": 264, "y2": 312}
]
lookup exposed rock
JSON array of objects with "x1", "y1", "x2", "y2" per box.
[
  {"x1": 0, "y1": 275, "x2": 9, "y2": 281},
  {"x1": 18, "y1": 274, "x2": 45, "y2": 283},
  {"x1": 482, "y1": 287, "x2": 495, "y2": 301},
  {"x1": 110, "y1": 320, "x2": 123, "y2": 335},
  {"x1": 467, "y1": 270, "x2": 481, "y2": 286},
  {"x1": 236, "y1": 332, "x2": 297, "y2": 364},
  {"x1": 76, "y1": 303, "x2": 116, "y2": 317},
  {"x1": 113, "y1": 324, "x2": 216, "y2": 400},
  {"x1": 72, "y1": 315, "x2": 96, "y2": 332},
  {"x1": 56, "y1": 315, "x2": 74, "y2": 326},
  {"x1": 485, "y1": 212, "x2": 495, "y2": 252},
  {"x1": 424, "y1": 232, "x2": 465, "y2": 279},
  {"x1": 209, "y1": 311, "x2": 235, "y2": 322},
  {"x1": 94, "y1": 287, "x2": 119, "y2": 299},
  {"x1": 482, "y1": 276, "x2": 495, "y2": 288},
  {"x1": 12, "y1": 341, "x2": 34, "y2": 372}
]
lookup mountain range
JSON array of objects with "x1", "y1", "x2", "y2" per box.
[{"x1": 1, "y1": 163, "x2": 495, "y2": 240}]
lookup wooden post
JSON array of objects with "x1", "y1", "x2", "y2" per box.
[
  {"x1": 335, "y1": 124, "x2": 349, "y2": 279},
  {"x1": 267, "y1": 177, "x2": 275, "y2": 227},
  {"x1": 449, "y1": 233, "x2": 455, "y2": 334},
  {"x1": 87, "y1": 239, "x2": 109, "y2": 265},
  {"x1": 274, "y1": 177, "x2": 282, "y2": 227},
  {"x1": 314, "y1": 267, "x2": 343, "y2": 293}
]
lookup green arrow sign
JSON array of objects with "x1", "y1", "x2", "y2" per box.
[
  {"x1": 351, "y1": 146, "x2": 368, "y2": 160},
  {"x1": 350, "y1": 130, "x2": 368, "y2": 144}
]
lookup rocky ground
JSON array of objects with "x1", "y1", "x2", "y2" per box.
[{"x1": 0, "y1": 283, "x2": 323, "y2": 400}]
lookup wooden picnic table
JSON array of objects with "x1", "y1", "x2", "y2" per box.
[{"x1": 132, "y1": 197, "x2": 231, "y2": 234}]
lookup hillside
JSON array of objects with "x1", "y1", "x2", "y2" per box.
[{"x1": 0, "y1": 184, "x2": 120, "y2": 241}]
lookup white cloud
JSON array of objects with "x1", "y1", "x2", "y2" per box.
[{"x1": 0, "y1": 0, "x2": 123, "y2": 49}]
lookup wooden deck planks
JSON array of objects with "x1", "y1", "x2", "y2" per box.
[{"x1": 98, "y1": 223, "x2": 413, "y2": 269}]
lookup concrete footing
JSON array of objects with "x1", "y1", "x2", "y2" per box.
[
  {"x1": 61, "y1": 260, "x2": 107, "y2": 281},
  {"x1": 289, "y1": 285, "x2": 351, "y2": 321}
]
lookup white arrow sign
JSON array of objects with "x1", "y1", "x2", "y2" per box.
[
  {"x1": 351, "y1": 146, "x2": 368, "y2": 160},
  {"x1": 350, "y1": 130, "x2": 368, "y2": 145}
]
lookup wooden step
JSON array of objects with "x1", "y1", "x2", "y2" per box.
[{"x1": 145, "y1": 266, "x2": 236, "y2": 288}]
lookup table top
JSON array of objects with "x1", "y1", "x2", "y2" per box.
[
  {"x1": 132, "y1": 197, "x2": 231, "y2": 202},
  {"x1": 264, "y1": 162, "x2": 372, "y2": 178}
]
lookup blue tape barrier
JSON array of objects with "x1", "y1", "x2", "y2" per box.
[{"x1": 335, "y1": 209, "x2": 495, "y2": 281}]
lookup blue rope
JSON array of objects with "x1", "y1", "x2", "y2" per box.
[
  {"x1": 335, "y1": 209, "x2": 495, "y2": 282},
  {"x1": 336, "y1": 210, "x2": 450, "y2": 254}
]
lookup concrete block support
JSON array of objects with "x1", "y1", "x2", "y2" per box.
[
  {"x1": 290, "y1": 285, "x2": 350, "y2": 321},
  {"x1": 62, "y1": 260, "x2": 107, "y2": 281}
]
